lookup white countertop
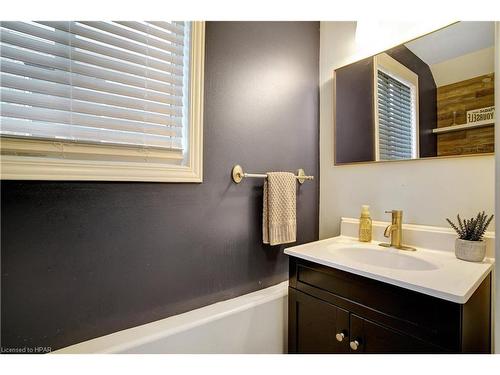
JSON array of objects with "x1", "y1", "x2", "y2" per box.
[{"x1": 284, "y1": 236, "x2": 494, "y2": 304}]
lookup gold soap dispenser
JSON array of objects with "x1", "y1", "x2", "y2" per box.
[{"x1": 359, "y1": 205, "x2": 372, "y2": 242}]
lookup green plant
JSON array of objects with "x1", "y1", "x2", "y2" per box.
[{"x1": 446, "y1": 212, "x2": 494, "y2": 241}]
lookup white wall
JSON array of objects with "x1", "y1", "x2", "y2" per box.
[
  {"x1": 430, "y1": 46, "x2": 495, "y2": 87},
  {"x1": 319, "y1": 21, "x2": 495, "y2": 239}
]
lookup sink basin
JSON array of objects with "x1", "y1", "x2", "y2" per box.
[
  {"x1": 332, "y1": 245, "x2": 440, "y2": 271},
  {"x1": 284, "y1": 234, "x2": 494, "y2": 303}
]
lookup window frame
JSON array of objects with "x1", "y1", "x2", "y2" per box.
[
  {"x1": 373, "y1": 52, "x2": 419, "y2": 161},
  {"x1": 0, "y1": 21, "x2": 205, "y2": 183}
]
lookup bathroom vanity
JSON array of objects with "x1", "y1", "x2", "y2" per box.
[{"x1": 285, "y1": 221, "x2": 494, "y2": 354}]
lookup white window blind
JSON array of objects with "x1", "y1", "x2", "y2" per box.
[
  {"x1": 0, "y1": 21, "x2": 190, "y2": 156},
  {"x1": 377, "y1": 69, "x2": 416, "y2": 160}
]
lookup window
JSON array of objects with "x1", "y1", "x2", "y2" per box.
[
  {"x1": 0, "y1": 21, "x2": 204, "y2": 182},
  {"x1": 373, "y1": 53, "x2": 418, "y2": 161}
]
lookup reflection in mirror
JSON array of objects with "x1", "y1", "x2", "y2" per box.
[{"x1": 334, "y1": 21, "x2": 495, "y2": 165}]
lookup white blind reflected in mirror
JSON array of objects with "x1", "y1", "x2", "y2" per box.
[
  {"x1": 377, "y1": 70, "x2": 416, "y2": 160},
  {"x1": 0, "y1": 21, "x2": 190, "y2": 154}
]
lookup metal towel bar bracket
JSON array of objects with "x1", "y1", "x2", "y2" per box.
[{"x1": 231, "y1": 164, "x2": 314, "y2": 185}]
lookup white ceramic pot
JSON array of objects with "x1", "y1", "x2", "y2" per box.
[{"x1": 455, "y1": 238, "x2": 486, "y2": 262}]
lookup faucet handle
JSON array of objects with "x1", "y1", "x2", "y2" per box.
[{"x1": 385, "y1": 210, "x2": 402, "y2": 216}]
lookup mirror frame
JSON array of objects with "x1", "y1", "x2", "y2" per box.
[{"x1": 332, "y1": 21, "x2": 496, "y2": 166}]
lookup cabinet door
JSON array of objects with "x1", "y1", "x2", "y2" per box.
[
  {"x1": 289, "y1": 288, "x2": 350, "y2": 353},
  {"x1": 349, "y1": 314, "x2": 438, "y2": 353}
]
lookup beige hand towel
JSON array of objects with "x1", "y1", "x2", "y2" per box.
[{"x1": 263, "y1": 172, "x2": 297, "y2": 246}]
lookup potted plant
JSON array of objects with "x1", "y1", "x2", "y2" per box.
[{"x1": 446, "y1": 212, "x2": 494, "y2": 262}]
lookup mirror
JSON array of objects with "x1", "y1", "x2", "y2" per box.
[{"x1": 334, "y1": 21, "x2": 495, "y2": 165}]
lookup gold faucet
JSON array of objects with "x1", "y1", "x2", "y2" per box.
[{"x1": 379, "y1": 210, "x2": 416, "y2": 251}]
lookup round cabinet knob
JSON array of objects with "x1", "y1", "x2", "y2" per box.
[
  {"x1": 335, "y1": 332, "x2": 345, "y2": 342},
  {"x1": 350, "y1": 340, "x2": 360, "y2": 351}
]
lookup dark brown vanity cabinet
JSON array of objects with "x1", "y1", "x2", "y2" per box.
[
  {"x1": 288, "y1": 257, "x2": 492, "y2": 354},
  {"x1": 289, "y1": 289, "x2": 350, "y2": 353}
]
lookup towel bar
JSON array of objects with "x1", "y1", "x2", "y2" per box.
[{"x1": 231, "y1": 165, "x2": 314, "y2": 185}]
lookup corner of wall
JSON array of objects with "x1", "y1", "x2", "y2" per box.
[{"x1": 494, "y1": 21, "x2": 499, "y2": 354}]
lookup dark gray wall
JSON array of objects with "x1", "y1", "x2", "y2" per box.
[
  {"x1": 0, "y1": 21, "x2": 320, "y2": 352},
  {"x1": 335, "y1": 58, "x2": 375, "y2": 163}
]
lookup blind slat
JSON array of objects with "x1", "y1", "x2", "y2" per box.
[
  {"x1": 80, "y1": 21, "x2": 184, "y2": 53},
  {"x1": 1, "y1": 58, "x2": 182, "y2": 105},
  {"x1": 0, "y1": 30, "x2": 183, "y2": 86},
  {"x1": 1, "y1": 73, "x2": 183, "y2": 116},
  {"x1": 379, "y1": 118, "x2": 414, "y2": 133},
  {"x1": 1, "y1": 118, "x2": 182, "y2": 149},
  {"x1": 0, "y1": 22, "x2": 184, "y2": 76},
  {"x1": 379, "y1": 139, "x2": 413, "y2": 148},
  {"x1": 147, "y1": 21, "x2": 185, "y2": 36},
  {"x1": 377, "y1": 76, "x2": 411, "y2": 94},
  {"x1": 378, "y1": 111, "x2": 412, "y2": 127},
  {"x1": 116, "y1": 21, "x2": 184, "y2": 43},
  {"x1": 38, "y1": 22, "x2": 184, "y2": 65},
  {"x1": 377, "y1": 86, "x2": 412, "y2": 100},
  {"x1": 379, "y1": 133, "x2": 413, "y2": 142},
  {"x1": 0, "y1": 45, "x2": 183, "y2": 95},
  {"x1": 2, "y1": 102, "x2": 181, "y2": 133},
  {"x1": 377, "y1": 95, "x2": 413, "y2": 115},
  {"x1": 1, "y1": 88, "x2": 182, "y2": 126}
]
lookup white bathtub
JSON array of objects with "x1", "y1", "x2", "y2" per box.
[{"x1": 54, "y1": 281, "x2": 288, "y2": 354}]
